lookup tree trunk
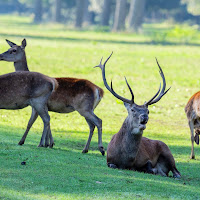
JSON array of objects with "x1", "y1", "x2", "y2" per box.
[
  {"x1": 34, "y1": 0, "x2": 42, "y2": 23},
  {"x1": 101, "y1": 0, "x2": 112, "y2": 26},
  {"x1": 52, "y1": 0, "x2": 62, "y2": 22},
  {"x1": 113, "y1": 0, "x2": 127, "y2": 31},
  {"x1": 83, "y1": 0, "x2": 90, "y2": 25},
  {"x1": 75, "y1": 0, "x2": 86, "y2": 28},
  {"x1": 128, "y1": 0, "x2": 146, "y2": 32}
]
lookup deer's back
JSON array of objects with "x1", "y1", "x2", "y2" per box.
[
  {"x1": 48, "y1": 77, "x2": 104, "y2": 113},
  {"x1": 0, "y1": 71, "x2": 54, "y2": 109}
]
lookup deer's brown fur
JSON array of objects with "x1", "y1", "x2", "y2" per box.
[{"x1": 0, "y1": 39, "x2": 104, "y2": 155}]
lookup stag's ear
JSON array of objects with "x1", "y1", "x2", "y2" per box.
[
  {"x1": 21, "y1": 38, "x2": 27, "y2": 49},
  {"x1": 6, "y1": 39, "x2": 16, "y2": 47},
  {"x1": 124, "y1": 102, "x2": 131, "y2": 110}
]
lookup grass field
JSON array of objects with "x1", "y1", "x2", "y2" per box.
[{"x1": 0, "y1": 15, "x2": 200, "y2": 200}]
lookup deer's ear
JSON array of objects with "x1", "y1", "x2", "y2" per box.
[
  {"x1": 124, "y1": 102, "x2": 131, "y2": 110},
  {"x1": 6, "y1": 39, "x2": 16, "y2": 47},
  {"x1": 21, "y1": 39, "x2": 27, "y2": 49}
]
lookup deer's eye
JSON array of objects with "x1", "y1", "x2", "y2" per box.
[{"x1": 12, "y1": 49, "x2": 17, "y2": 53}]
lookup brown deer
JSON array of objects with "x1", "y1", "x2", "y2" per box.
[
  {"x1": 95, "y1": 53, "x2": 181, "y2": 178},
  {"x1": 0, "y1": 39, "x2": 104, "y2": 155},
  {"x1": 0, "y1": 71, "x2": 58, "y2": 147},
  {"x1": 185, "y1": 91, "x2": 200, "y2": 159}
]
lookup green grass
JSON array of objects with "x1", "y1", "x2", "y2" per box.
[{"x1": 0, "y1": 15, "x2": 200, "y2": 199}]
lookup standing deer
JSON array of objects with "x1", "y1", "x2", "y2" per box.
[
  {"x1": 0, "y1": 71, "x2": 58, "y2": 147},
  {"x1": 0, "y1": 39, "x2": 104, "y2": 155},
  {"x1": 185, "y1": 91, "x2": 200, "y2": 159},
  {"x1": 95, "y1": 53, "x2": 181, "y2": 178}
]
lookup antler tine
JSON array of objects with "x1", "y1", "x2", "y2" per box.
[
  {"x1": 93, "y1": 57, "x2": 104, "y2": 70},
  {"x1": 103, "y1": 51, "x2": 113, "y2": 66},
  {"x1": 124, "y1": 76, "x2": 134, "y2": 104},
  {"x1": 95, "y1": 52, "x2": 133, "y2": 104},
  {"x1": 144, "y1": 83, "x2": 161, "y2": 106},
  {"x1": 146, "y1": 58, "x2": 170, "y2": 106}
]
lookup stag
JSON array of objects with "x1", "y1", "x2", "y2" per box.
[
  {"x1": 95, "y1": 53, "x2": 181, "y2": 178},
  {"x1": 185, "y1": 91, "x2": 200, "y2": 159},
  {"x1": 0, "y1": 71, "x2": 58, "y2": 147},
  {"x1": 0, "y1": 39, "x2": 104, "y2": 155}
]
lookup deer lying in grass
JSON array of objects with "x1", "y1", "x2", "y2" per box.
[
  {"x1": 95, "y1": 53, "x2": 181, "y2": 178},
  {"x1": 0, "y1": 39, "x2": 104, "y2": 155},
  {"x1": 185, "y1": 91, "x2": 200, "y2": 159},
  {"x1": 0, "y1": 71, "x2": 58, "y2": 147}
]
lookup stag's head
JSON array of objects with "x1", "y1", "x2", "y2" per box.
[
  {"x1": 0, "y1": 39, "x2": 26, "y2": 62},
  {"x1": 95, "y1": 52, "x2": 170, "y2": 133}
]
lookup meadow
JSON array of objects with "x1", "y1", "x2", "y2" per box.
[{"x1": 0, "y1": 15, "x2": 200, "y2": 199}]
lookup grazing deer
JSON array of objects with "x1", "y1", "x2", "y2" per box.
[
  {"x1": 0, "y1": 71, "x2": 58, "y2": 147},
  {"x1": 0, "y1": 39, "x2": 104, "y2": 155},
  {"x1": 95, "y1": 53, "x2": 181, "y2": 178},
  {"x1": 185, "y1": 91, "x2": 200, "y2": 159}
]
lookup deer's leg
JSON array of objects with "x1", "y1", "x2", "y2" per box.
[
  {"x1": 46, "y1": 128, "x2": 54, "y2": 148},
  {"x1": 79, "y1": 110, "x2": 104, "y2": 156},
  {"x1": 189, "y1": 120, "x2": 195, "y2": 159},
  {"x1": 145, "y1": 161, "x2": 154, "y2": 174},
  {"x1": 172, "y1": 167, "x2": 181, "y2": 179},
  {"x1": 82, "y1": 119, "x2": 95, "y2": 154},
  {"x1": 18, "y1": 108, "x2": 38, "y2": 145},
  {"x1": 31, "y1": 102, "x2": 51, "y2": 147}
]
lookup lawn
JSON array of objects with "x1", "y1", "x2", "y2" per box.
[{"x1": 0, "y1": 15, "x2": 200, "y2": 200}]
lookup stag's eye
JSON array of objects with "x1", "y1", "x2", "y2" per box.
[
  {"x1": 12, "y1": 49, "x2": 17, "y2": 53},
  {"x1": 131, "y1": 108, "x2": 136, "y2": 112}
]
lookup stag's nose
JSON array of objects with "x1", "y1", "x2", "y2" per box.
[{"x1": 139, "y1": 114, "x2": 148, "y2": 124}]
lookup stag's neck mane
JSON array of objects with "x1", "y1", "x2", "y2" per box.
[
  {"x1": 14, "y1": 54, "x2": 29, "y2": 72},
  {"x1": 118, "y1": 116, "x2": 143, "y2": 155}
]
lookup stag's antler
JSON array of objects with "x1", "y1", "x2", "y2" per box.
[
  {"x1": 145, "y1": 58, "x2": 171, "y2": 106},
  {"x1": 94, "y1": 52, "x2": 134, "y2": 104}
]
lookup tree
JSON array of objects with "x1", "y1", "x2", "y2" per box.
[
  {"x1": 34, "y1": 0, "x2": 42, "y2": 23},
  {"x1": 113, "y1": 0, "x2": 127, "y2": 31},
  {"x1": 52, "y1": 0, "x2": 62, "y2": 22},
  {"x1": 75, "y1": 0, "x2": 86, "y2": 28},
  {"x1": 101, "y1": 0, "x2": 112, "y2": 26},
  {"x1": 128, "y1": 0, "x2": 146, "y2": 32}
]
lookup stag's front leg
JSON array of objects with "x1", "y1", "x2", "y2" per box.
[{"x1": 18, "y1": 107, "x2": 38, "y2": 145}]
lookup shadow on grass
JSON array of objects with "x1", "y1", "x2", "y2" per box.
[
  {"x1": 1, "y1": 32, "x2": 200, "y2": 47},
  {"x1": 1, "y1": 125, "x2": 200, "y2": 199}
]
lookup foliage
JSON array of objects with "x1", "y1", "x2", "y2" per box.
[
  {"x1": 0, "y1": 15, "x2": 200, "y2": 200},
  {"x1": 181, "y1": 0, "x2": 200, "y2": 16},
  {"x1": 146, "y1": 24, "x2": 200, "y2": 44}
]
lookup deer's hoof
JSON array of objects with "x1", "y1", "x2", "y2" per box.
[
  {"x1": 99, "y1": 147, "x2": 105, "y2": 156},
  {"x1": 18, "y1": 141, "x2": 24, "y2": 145},
  {"x1": 82, "y1": 149, "x2": 88, "y2": 154},
  {"x1": 190, "y1": 155, "x2": 195, "y2": 159},
  {"x1": 49, "y1": 143, "x2": 54, "y2": 148},
  {"x1": 108, "y1": 163, "x2": 117, "y2": 169},
  {"x1": 38, "y1": 144, "x2": 44, "y2": 148}
]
